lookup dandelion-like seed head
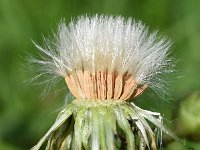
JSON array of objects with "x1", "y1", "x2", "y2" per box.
[
  {"x1": 34, "y1": 15, "x2": 173, "y2": 100},
  {"x1": 31, "y1": 15, "x2": 177, "y2": 150}
]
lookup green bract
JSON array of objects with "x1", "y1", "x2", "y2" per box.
[{"x1": 31, "y1": 99, "x2": 177, "y2": 150}]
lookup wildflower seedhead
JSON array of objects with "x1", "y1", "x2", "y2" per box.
[
  {"x1": 31, "y1": 15, "x2": 177, "y2": 150},
  {"x1": 33, "y1": 15, "x2": 173, "y2": 100}
]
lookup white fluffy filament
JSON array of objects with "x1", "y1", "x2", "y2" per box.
[{"x1": 32, "y1": 15, "x2": 174, "y2": 95}]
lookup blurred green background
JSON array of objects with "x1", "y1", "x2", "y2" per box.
[{"x1": 0, "y1": 0, "x2": 200, "y2": 149}]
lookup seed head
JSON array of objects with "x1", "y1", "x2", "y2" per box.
[{"x1": 33, "y1": 15, "x2": 174, "y2": 100}]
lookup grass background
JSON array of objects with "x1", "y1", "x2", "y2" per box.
[{"x1": 0, "y1": 0, "x2": 200, "y2": 149}]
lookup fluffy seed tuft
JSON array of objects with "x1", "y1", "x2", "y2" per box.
[{"x1": 32, "y1": 15, "x2": 174, "y2": 97}]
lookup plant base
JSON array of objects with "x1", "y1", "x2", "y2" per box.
[{"x1": 31, "y1": 99, "x2": 176, "y2": 150}]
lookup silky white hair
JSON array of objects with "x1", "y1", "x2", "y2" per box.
[{"x1": 32, "y1": 15, "x2": 174, "y2": 95}]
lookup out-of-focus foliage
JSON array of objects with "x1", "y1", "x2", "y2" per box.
[
  {"x1": 175, "y1": 92, "x2": 200, "y2": 140},
  {"x1": 0, "y1": 0, "x2": 200, "y2": 149}
]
